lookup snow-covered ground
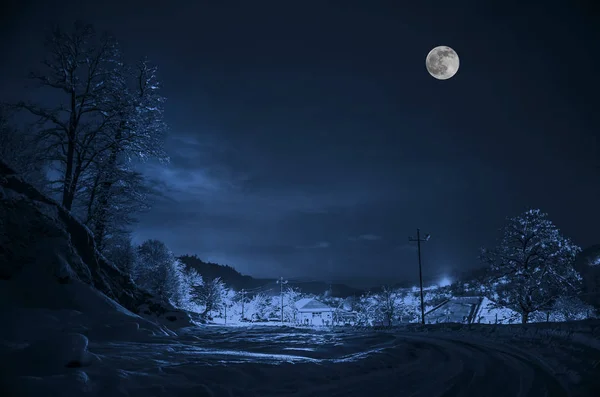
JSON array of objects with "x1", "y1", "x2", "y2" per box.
[{"x1": 2, "y1": 320, "x2": 599, "y2": 397}]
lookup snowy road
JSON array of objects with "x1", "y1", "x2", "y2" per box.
[
  {"x1": 4, "y1": 324, "x2": 600, "y2": 397},
  {"x1": 89, "y1": 325, "x2": 598, "y2": 397}
]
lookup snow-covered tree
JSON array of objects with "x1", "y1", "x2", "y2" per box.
[
  {"x1": 9, "y1": 22, "x2": 168, "y2": 253},
  {"x1": 12, "y1": 22, "x2": 121, "y2": 211},
  {"x1": 245, "y1": 293, "x2": 271, "y2": 321},
  {"x1": 193, "y1": 277, "x2": 226, "y2": 318},
  {"x1": 281, "y1": 287, "x2": 301, "y2": 322},
  {"x1": 355, "y1": 293, "x2": 378, "y2": 325},
  {"x1": 102, "y1": 233, "x2": 138, "y2": 275},
  {"x1": 395, "y1": 291, "x2": 420, "y2": 323},
  {"x1": 550, "y1": 296, "x2": 595, "y2": 322},
  {"x1": 215, "y1": 288, "x2": 237, "y2": 322},
  {"x1": 168, "y1": 260, "x2": 204, "y2": 310},
  {"x1": 480, "y1": 209, "x2": 582, "y2": 323},
  {"x1": 135, "y1": 239, "x2": 181, "y2": 304},
  {"x1": 375, "y1": 286, "x2": 399, "y2": 325},
  {"x1": 364, "y1": 287, "x2": 420, "y2": 326},
  {"x1": 81, "y1": 59, "x2": 168, "y2": 250}
]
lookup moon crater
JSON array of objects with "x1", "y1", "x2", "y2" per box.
[{"x1": 426, "y1": 46, "x2": 459, "y2": 80}]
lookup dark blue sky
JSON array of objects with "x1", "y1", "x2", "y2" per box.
[{"x1": 1, "y1": 0, "x2": 599, "y2": 287}]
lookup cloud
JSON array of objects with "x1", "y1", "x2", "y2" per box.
[
  {"x1": 296, "y1": 241, "x2": 331, "y2": 249},
  {"x1": 348, "y1": 234, "x2": 382, "y2": 241},
  {"x1": 133, "y1": 132, "x2": 469, "y2": 284}
]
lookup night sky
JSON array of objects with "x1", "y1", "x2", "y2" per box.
[{"x1": 1, "y1": 1, "x2": 599, "y2": 288}]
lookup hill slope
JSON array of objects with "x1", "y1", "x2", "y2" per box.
[{"x1": 0, "y1": 160, "x2": 192, "y2": 336}]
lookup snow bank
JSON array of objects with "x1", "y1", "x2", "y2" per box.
[{"x1": 2, "y1": 333, "x2": 98, "y2": 376}]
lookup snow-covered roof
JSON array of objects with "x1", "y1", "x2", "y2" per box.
[
  {"x1": 295, "y1": 298, "x2": 334, "y2": 312},
  {"x1": 425, "y1": 296, "x2": 483, "y2": 324}
]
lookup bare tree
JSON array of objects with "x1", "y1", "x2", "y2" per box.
[
  {"x1": 480, "y1": 209, "x2": 582, "y2": 323},
  {"x1": 0, "y1": 107, "x2": 47, "y2": 189},
  {"x1": 376, "y1": 286, "x2": 398, "y2": 326},
  {"x1": 79, "y1": 164, "x2": 155, "y2": 251},
  {"x1": 13, "y1": 22, "x2": 122, "y2": 210},
  {"x1": 82, "y1": 59, "x2": 167, "y2": 249},
  {"x1": 10, "y1": 21, "x2": 168, "y2": 253}
]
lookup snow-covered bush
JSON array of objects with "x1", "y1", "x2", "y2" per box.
[
  {"x1": 549, "y1": 296, "x2": 596, "y2": 322},
  {"x1": 244, "y1": 293, "x2": 272, "y2": 321},
  {"x1": 192, "y1": 277, "x2": 226, "y2": 318}
]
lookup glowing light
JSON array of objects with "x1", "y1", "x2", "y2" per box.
[{"x1": 438, "y1": 276, "x2": 452, "y2": 287}]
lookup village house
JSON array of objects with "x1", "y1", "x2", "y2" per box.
[{"x1": 294, "y1": 298, "x2": 336, "y2": 326}]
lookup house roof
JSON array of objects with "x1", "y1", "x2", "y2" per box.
[
  {"x1": 295, "y1": 298, "x2": 334, "y2": 311},
  {"x1": 425, "y1": 296, "x2": 484, "y2": 324},
  {"x1": 294, "y1": 298, "x2": 313, "y2": 309}
]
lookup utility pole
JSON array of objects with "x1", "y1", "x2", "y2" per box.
[
  {"x1": 241, "y1": 289, "x2": 245, "y2": 321},
  {"x1": 277, "y1": 277, "x2": 288, "y2": 324},
  {"x1": 409, "y1": 229, "x2": 430, "y2": 325}
]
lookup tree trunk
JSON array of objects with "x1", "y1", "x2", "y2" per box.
[
  {"x1": 62, "y1": 137, "x2": 75, "y2": 210},
  {"x1": 64, "y1": 161, "x2": 84, "y2": 212},
  {"x1": 62, "y1": 90, "x2": 79, "y2": 211},
  {"x1": 85, "y1": 171, "x2": 103, "y2": 224},
  {"x1": 521, "y1": 311, "x2": 529, "y2": 324},
  {"x1": 92, "y1": 127, "x2": 123, "y2": 250}
]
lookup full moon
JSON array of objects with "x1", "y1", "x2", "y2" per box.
[{"x1": 426, "y1": 46, "x2": 459, "y2": 80}]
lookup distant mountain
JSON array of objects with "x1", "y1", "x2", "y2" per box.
[
  {"x1": 177, "y1": 255, "x2": 363, "y2": 297},
  {"x1": 178, "y1": 255, "x2": 261, "y2": 290}
]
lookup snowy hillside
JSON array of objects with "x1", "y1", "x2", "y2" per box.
[
  {"x1": 0, "y1": 160, "x2": 191, "y2": 324},
  {"x1": 0, "y1": 159, "x2": 196, "y2": 390}
]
